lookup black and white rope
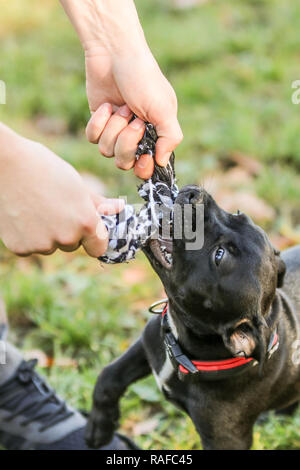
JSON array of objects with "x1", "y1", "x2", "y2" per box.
[{"x1": 99, "y1": 122, "x2": 178, "y2": 264}]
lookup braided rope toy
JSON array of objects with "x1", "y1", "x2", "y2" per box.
[{"x1": 99, "y1": 123, "x2": 178, "y2": 264}]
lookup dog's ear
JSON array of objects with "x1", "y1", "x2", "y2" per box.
[
  {"x1": 274, "y1": 249, "x2": 286, "y2": 288},
  {"x1": 223, "y1": 317, "x2": 268, "y2": 374},
  {"x1": 223, "y1": 321, "x2": 257, "y2": 359},
  {"x1": 227, "y1": 327, "x2": 256, "y2": 358}
]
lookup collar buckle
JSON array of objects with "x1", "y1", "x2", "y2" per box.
[{"x1": 162, "y1": 314, "x2": 198, "y2": 374}]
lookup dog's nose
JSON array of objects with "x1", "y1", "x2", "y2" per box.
[{"x1": 175, "y1": 185, "x2": 203, "y2": 205}]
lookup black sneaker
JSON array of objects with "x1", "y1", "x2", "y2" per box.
[{"x1": 0, "y1": 358, "x2": 137, "y2": 450}]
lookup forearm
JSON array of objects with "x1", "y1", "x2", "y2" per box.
[
  {"x1": 60, "y1": 0, "x2": 149, "y2": 54},
  {"x1": 60, "y1": 0, "x2": 182, "y2": 177}
]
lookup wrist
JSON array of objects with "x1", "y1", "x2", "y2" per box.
[{"x1": 61, "y1": 0, "x2": 147, "y2": 55}]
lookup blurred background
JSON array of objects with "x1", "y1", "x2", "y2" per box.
[{"x1": 0, "y1": 0, "x2": 299, "y2": 449}]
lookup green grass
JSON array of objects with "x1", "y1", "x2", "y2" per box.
[{"x1": 0, "y1": 0, "x2": 299, "y2": 449}]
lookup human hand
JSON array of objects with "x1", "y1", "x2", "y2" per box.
[
  {"x1": 0, "y1": 126, "x2": 123, "y2": 257},
  {"x1": 60, "y1": 0, "x2": 183, "y2": 180},
  {"x1": 85, "y1": 47, "x2": 183, "y2": 179}
]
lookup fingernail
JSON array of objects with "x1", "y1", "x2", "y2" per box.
[
  {"x1": 98, "y1": 199, "x2": 125, "y2": 215},
  {"x1": 119, "y1": 105, "x2": 131, "y2": 118},
  {"x1": 159, "y1": 152, "x2": 172, "y2": 167},
  {"x1": 97, "y1": 203, "x2": 112, "y2": 215},
  {"x1": 129, "y1": 118, "x2": 144, "y2": 130},
  {"x1": 137, "y1": 154, "x2": 152, "y2": 169}
]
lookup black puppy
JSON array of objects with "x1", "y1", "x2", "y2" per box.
[{"x1": 86, "y1": 186, "x2": 300, "y2": 450}]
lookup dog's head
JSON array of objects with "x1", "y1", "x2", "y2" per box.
[{"x1": 143, "y1": 185, "x2": 285, "y2": 364}]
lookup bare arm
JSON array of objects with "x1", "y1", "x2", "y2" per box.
[
  {"x1": 0, "y1": 122, "x2": 122, "y2": 257},
  {"x1": 60, "y1": 0, "x2": 147, "y2": 53},
  {"x1": 60, "y1": 0, "x2": 183, "y2": 179}
]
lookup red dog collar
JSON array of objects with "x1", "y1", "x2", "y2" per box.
[{"x1": 159, "y1": 302, "x2": 279, "y2": 381}]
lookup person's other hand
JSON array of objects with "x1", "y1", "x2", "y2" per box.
[
  {"x1": 85, "y1": 46, "x2": 183, "y2": 179},
  {"x1": 0, "y1": 134, "x2": 123, "y2": 257}
]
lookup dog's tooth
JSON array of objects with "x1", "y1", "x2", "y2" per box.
[{"x1": 165, "y1": 252, "x2": 172, "y2": 264}]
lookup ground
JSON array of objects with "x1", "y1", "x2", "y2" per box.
[{"x1": 0, "y1": 0, "x2": 299, "y2": 449}]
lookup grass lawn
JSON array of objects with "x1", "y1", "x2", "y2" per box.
[{"x1": 0, "y1": 0, "x2": 299, "y2": 449}]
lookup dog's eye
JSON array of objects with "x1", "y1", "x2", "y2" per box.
[{"x1": 215, "y1": 247, "x2": 225, "y2": 266}]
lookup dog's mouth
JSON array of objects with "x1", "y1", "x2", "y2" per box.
[
  {"x1": 146, "y1": 186, "x2": 206, "y2": 270},
  {"x1": 148, "y1": 237, "x2": 173, "y2": 269},
  {"x1": 147, "y1": 186, "x2": 204, "y2": 270}
]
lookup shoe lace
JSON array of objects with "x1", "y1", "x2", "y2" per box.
[{"x1": 0, "y1": 359, "x2": 74, "y2": 431}]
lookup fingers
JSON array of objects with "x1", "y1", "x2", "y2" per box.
[
  {"x1": 86, "y1": 104, "x2": 183, "y2": 179},
  {"x1": 57, "y1": 242, "x2": 80, "y2": 253},
  {"x1": 81, "y1": 195, "x2": 124, "y2": 258},
  {"x1": 155, "y1": 118, "x2": 183, "y2": 167},
  {"x1": 4, "y1": 238, "x2": 59, "y2": 257},
  {"x1": 86, "y1": 103, "x2": 146, "y2": 173},
  {"x1": 134, "y1": 154, "x2": 155, "y2": 180},
  {"x1": 97, "y1": 197, "x2": 125, "y2": 215},
  {"x1": 49, "y1": 197, "x2": 123, "y2": 259},
  {"x1": 114, "y1": 118, "x2": 145, "y2": 170},
  {"x1": 86, "y1": 103, "x2": 113, "y2": 143},
  {"x1": 89, "y1": 193, "x2": 125, "y2": 215},
  {"x1": 40, "y1": 246, "x2": 58, "y2": 256},
  {"x1": 82, "y1": 218, "x2": 109, "y2": 258},
  {"x1": 98, "y1": 105, "x2": 133, "y2": 157}
]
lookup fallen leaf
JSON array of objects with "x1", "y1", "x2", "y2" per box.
[
  {"x1": 132, "y1": 418, "x2": 159, "y2": 436},
  {"x1": 229, "y1": 152, "x2": 263, "y2": 176},
  {"x1": 269, "y1": 234, "x2": 296, "y2": 251},
  {"x1": 222, "y1": 167, "x2": 253, "y2": 187},
  {"x1": 35, "y1": 115, "x2": 67, "y2": 136},
  {"x1": 218, "y1": 191, "x2": 275, "y2": 223},
  {"x1": 280, "y1": 224, "x2": 300, "y2": 245},
  {"x1": 122, "y1": 409, "x2": 149, "y2": 435},
  {"x1": 23, "y1": 349, "x2": 78, "y2": 368},
  {"x1": 202, "y1": 168, "x2": 252, "y2": 197}
]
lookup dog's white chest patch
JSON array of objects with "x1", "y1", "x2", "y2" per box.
[
  {"x1": 167, "y1": 310, "x2": 179, "y2": 340},
  {"x1": 152, "y1": 354, "x2": 174, "y2": 393},
  {"x1": 152, "y1": 307, "x2": 178, "y2": 394}
]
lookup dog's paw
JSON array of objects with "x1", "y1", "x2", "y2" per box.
[{"x1": 85, "y1": 406, "x2": 117, "y2": 449}]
